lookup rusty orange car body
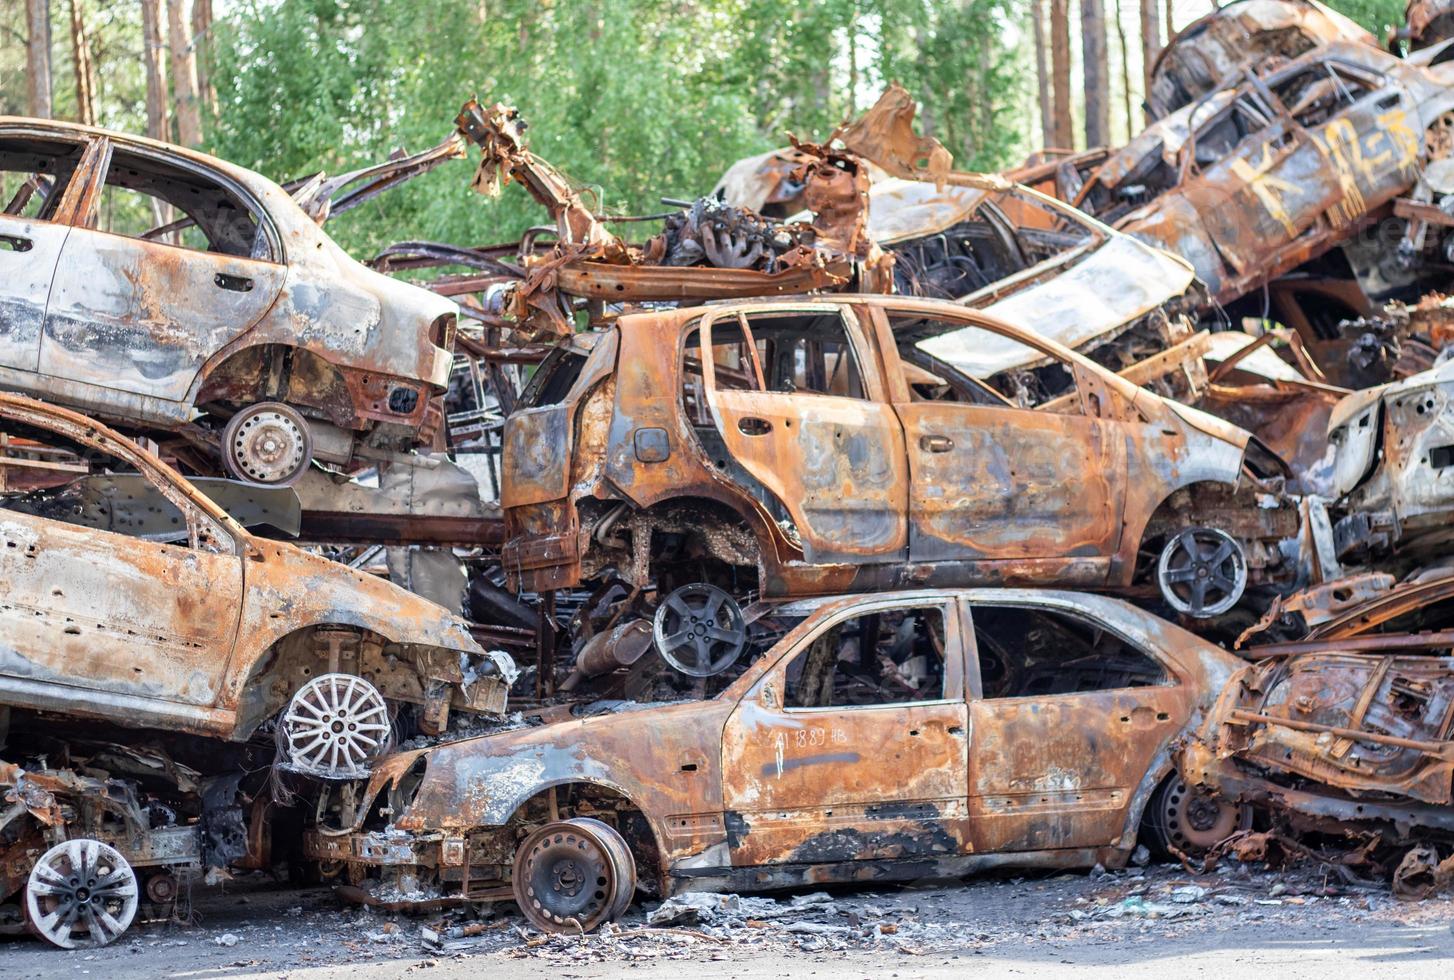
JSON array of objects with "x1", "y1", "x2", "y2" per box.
[
  {"x1": 499, "y1": 294, "x2": 1295, "y2": 613},
  {"x1": 303, "y1": 588, "x2": 1245, "y2": 921},
  {"x1": 0, "y1": 392, "x2": 511, "y2": 745}
]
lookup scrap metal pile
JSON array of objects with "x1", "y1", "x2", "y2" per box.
[{"x1": 4, "y1": 0, "x2": 1454, "y2": 953}]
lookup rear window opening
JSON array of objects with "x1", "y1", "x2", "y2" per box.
[{"x1": 969, "y1": 604, "x2": 1168, "y2": 698}]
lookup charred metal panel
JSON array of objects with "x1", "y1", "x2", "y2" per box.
[
  {"x1": 501, "y1": 405, "x2": 572, "y2": 508},
  {"x1": 0, "y1": 215, "x2": 67, "y2": 373},
  {"x1": 897, "y1": 402, "x2": 1123, "y2": 562},
  {"x1": 43, "y1": 230, "x2": 286, "y2": 402}
]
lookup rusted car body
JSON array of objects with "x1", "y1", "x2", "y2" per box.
[
  {"x1": 0, "y1": 742, "x2": 229, "y2": 948},
  {"x1": 500, "y1": 293, "x2": 1298, "y2": 622},
  {"x1": 0, "y1": 118, "x2": 459, "y2": 484},
  {"x1": 1178, "y1": 641, "x2": 1454, "y2": 839},
  {"x1": 1402, "y1": 0, "x2": 1454, "y2": 48},
  {"x1": 1147, "y1": 0, "x2": 1374, "y2": 120},
  {"x1": 0, "y1": 393, "x2": 513, "y2": 759},
  {"x1": 303, "y1": 589, "x2": 1245, "y2": 928},
  {"x1": 1323, "y1": 359, "x2": 1454, "y2": 563},
  {"x1": 1071, "y1": 43, "x2": 1454, "y2": 344}
]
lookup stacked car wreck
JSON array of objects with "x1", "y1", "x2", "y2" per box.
[{"x1": 7, "y1": 0, "x2": 1454, "y2": 952}]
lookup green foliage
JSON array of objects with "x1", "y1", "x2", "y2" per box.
[
  {"x1": 205, "y1": 0, "x2": 1031, "y2": 258},
  {"x1": 1322, "y1": 0, "x2": 1408, "y2": 37}
]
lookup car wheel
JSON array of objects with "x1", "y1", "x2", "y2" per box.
[
  {"x1": 652, "y1": 583, "x2": 748, "y2": 677},
  {"x1": 25, "y1": 839, "x2": 138, "y2": 949},
  {"x1": 1144, "y1": 775, "x2": 1251, "y2": 857},
  {"x1": 280, "y1": 673, "x2": 391, "y2": 779},
  {"x1": 512, "y1": 817, "x2": 637, "y2": 933},
  {"x1": 1155, "y1": 527, "x2": 1248, "y2": 619},
  {"x1": 222, "y1": 401, "x2": 313, "y2": 486}
]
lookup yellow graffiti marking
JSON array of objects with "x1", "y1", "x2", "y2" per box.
[{"x1": 1228, "y1": 138, "x2": 1303, "y2": 238}]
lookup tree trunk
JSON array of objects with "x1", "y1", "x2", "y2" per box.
[
  {"x1": 191, "y1": 0, "x2": 216, "y2": 118},
  {"x1": 141, "y1": 0, "x2": 169, "y2": 141},
  {"x1": 167, "y1": 0, "x2": 203, "y2": 146},
  {"x1": 1139, "y1": 0, "x2": 1160, "y2": 95},
  {"x1": 25, "y1": 0, "x2": 52, "y2": 118},
  {"x1": 1081, "y1": 0, "x2": 1109, "y2": 147},
  {"x1": 68, "y1": 0, "x2": 96, "y2": 126},
  {"x1": 1114, "y1": 0, "x2": 1134, "y2": 142},
  {"x1": 1164, "y1": 0, "x2": 1175, "y2": 44},
  {"x1": 1050, "y1": 0, "x2": 1074, "y2": 149},
  {"x1": 1033, "y1": 0, "x2": 1055, "y2": 150}
]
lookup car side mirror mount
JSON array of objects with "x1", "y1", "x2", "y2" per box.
[{"x1": 760, "y1": 683, "x2": 778, "y2": 709}]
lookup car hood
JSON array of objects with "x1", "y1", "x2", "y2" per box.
[
  {"x1": 249, "y1": 538, "x2": 490, "y2": 658},
  {"x1": 915, "y1": 233, "x2": 1196, "y2": 378},
  {"x1": 367, "y1": 698, "x2": 735, "y2": 832}
]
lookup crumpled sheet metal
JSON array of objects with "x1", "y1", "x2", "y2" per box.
[
  {"x1": 449, "y1": 100, "x2": 880, "y2": 343},
  {"x1": 918, "y1": 235, "x2": 1196, "y2": 378},
  {"x1": 1179, "y1": 647, "x2": 1454, "y2": 836},
  {"x1": 1147, "y1": 0, "x2": 1374, "y2": 118}
]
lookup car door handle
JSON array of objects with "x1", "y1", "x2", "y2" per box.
[
  {"x1": 920, "y1": 434, "x2": 954, "y2": 453},
  {"x1": 214, "y1": 273, "x2": 254, "y2": 292},
  {"x1": 1377, "y1": 93, "x2": 1400, "y2": 110},
  {"x1": 737, "y1": 416, "x2": 772, "y2": 436},
  {"x1": 0, "y1": 234, "x2": 32, "y2": 252}
]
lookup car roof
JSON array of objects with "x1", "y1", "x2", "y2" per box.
[{"x1": 0, "y1": 116, "x2": 283, "y2": 202}]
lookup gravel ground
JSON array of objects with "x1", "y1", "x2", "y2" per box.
[{"x1": 4, "y1": 860, "x2": 1452, "y2": 979}]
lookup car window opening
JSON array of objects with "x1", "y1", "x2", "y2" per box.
[
  {"x1": 970, "y1": 604, "x2": 1168, "y2": 698},
  {"x1": 785, "y1": 606, "x2": 947, "y2": 708}
]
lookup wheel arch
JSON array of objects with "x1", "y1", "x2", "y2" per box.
[{"x1": 192, "y1": 342, "x2": 356, "y2": 430}]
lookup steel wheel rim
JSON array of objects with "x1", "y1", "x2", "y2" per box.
[
  {"x1": 514, "y1": 823, "x2": 619, "y2": 932},
  {"x1": 1158, "y1": 776, "x2": 1246, "y2": 852},
  {"x1": 652, "y1": 583, "x2": 747, "y2": 677},
  {"x1": 26, "y1": 839, "x2": 138, "y2": 949},
  {"x1": 282, "y1": 673, "x2": 390, "y2": 778},
  {"x1": 224, "y1": 403, "x2": 311, "y2": 485},
  {"x1": 1157, "y1": 527, "x2": 1247, "y2": 618},
  {"x1": 568, "y1": 817, "x2": 637, "y2": 921}
]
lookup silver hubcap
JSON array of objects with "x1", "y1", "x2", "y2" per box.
[
  {"x1": 282, "y1": 673, "x2": 390, "y2": 778},
  {"x1": 26, "y1": 839, "x2": 138, "y2": 949},
  {"x1": 1157, "y1": 527, "x2": 1248, "y2": 619}
]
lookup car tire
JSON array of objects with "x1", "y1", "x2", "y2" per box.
[
  {"x1": 511, "y1": 817, "x2": 637, "y2": 933},
  {"x1": 1143, "y1": 775, "x2": 1252, "y2": 858},
  {"x1": 222, "y1": 401, "x2": 314, "y2": 486}
]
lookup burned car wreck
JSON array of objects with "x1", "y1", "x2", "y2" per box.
[
  {"x1": 1064, "y1": 41, "x2": 1454, "y2": 381},
  {"x1": 501, "y1": 293, "x2": 1299, "y2": 636},
  {"x1": 303, "y1": 589, "x2": 1248, "y2": 931},
  {"x1": 0, "y1": 118, "x2": 461, "y2": 486},
  {"x1": 1146, "y1": 0, "x2": 1375, "y2": 120},
  {"x1": 0, "y1": 392, "x2": 514, "y2": 775}
]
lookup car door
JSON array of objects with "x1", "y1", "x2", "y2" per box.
[
  {"x1": 0, "y1": 409, "x2": 244, "y2": 726},
  {"x1": 962, "y1": 596, "x2": 1186, "y2": 853},
  {"x1": 719, "y1": 597, "x2": 968, "y2": 867},
  {"x1": 698, "y1": 305, "x2": 908, "y2": 565},
  {"x1": 0, "y1": 132, "x2": 90, "y2": 374},
  {"x1": 40, "y1": 137, "x2": 286, "y2": 406},
  {"x1": 1295, "y1": 62, "x2": 1417, "y2": 223},
  {"x1": 872, "y1": 305, "x2": 1127, "y2": 574},
  {"x1": 1194, "y1": 86, "x2": 1344, "y2": 278}
]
